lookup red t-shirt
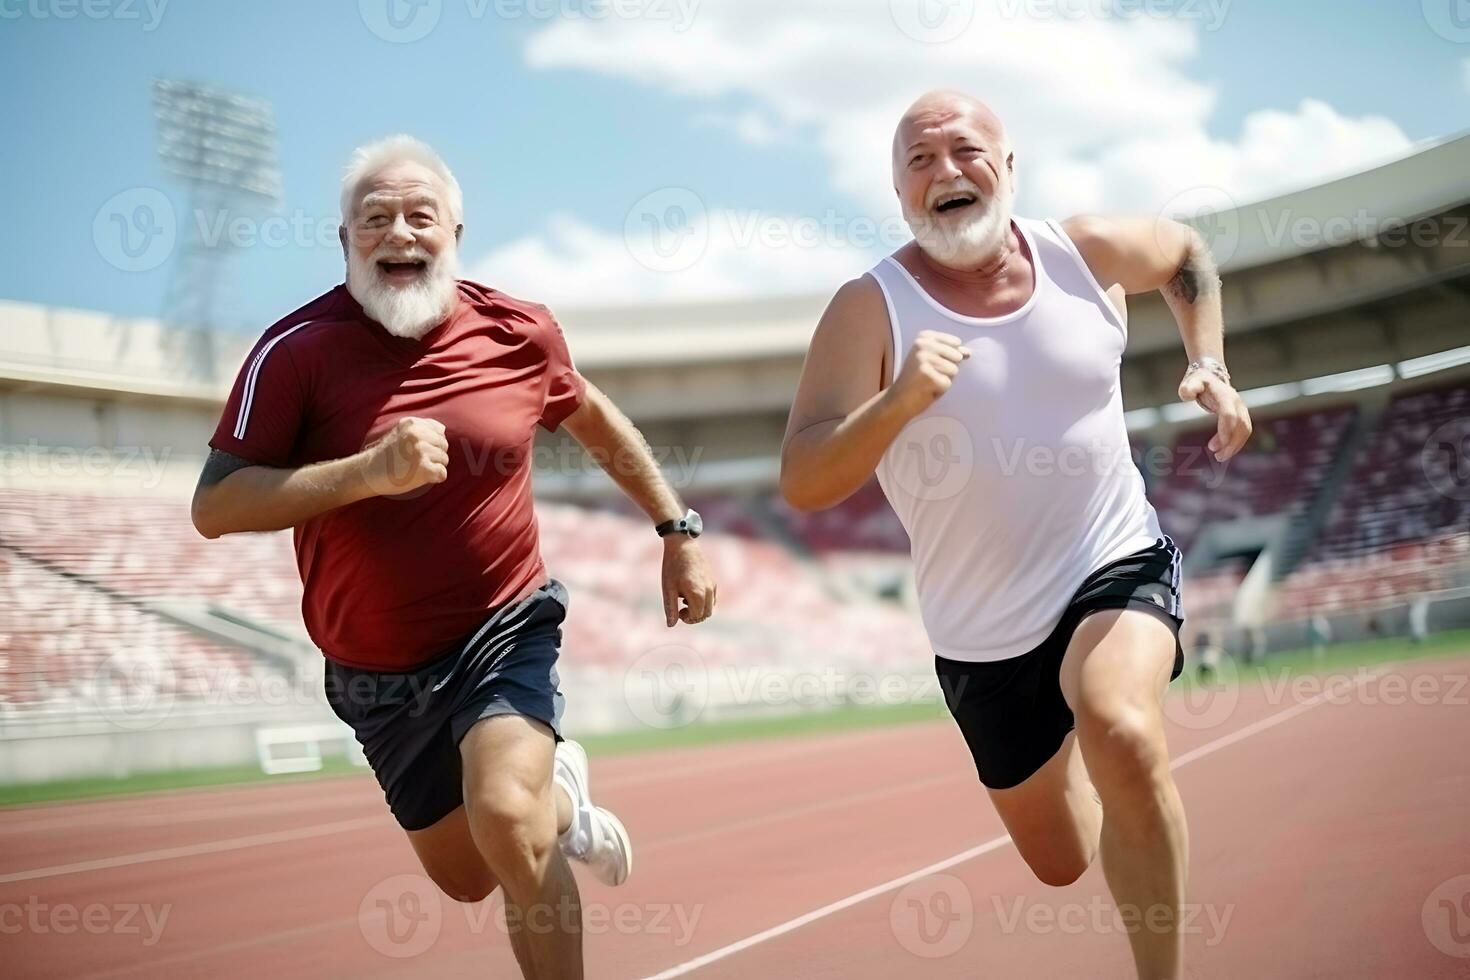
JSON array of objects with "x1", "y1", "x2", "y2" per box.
[{"x1": 209, "y1": 281, "x2": 586, "y2": 670}]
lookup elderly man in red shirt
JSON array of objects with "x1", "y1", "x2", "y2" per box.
[{"x1": 192, "y1": 135, "x2": 716, "y2": 978}]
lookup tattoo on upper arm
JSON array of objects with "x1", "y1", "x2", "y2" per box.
[
  {"x1": 1164, "y1": 238, "x2": 1220, "y2": 305},
  {"x1": 199, "y1": 449, "x2": 257, "y2": 488}
]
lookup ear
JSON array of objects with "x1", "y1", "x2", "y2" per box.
[
  {"x1": 338, "y1": 224, "x2": 348, "y2": 261},
  {"x1": 454, "y1": 223, "x2": 464, "y2": 244}
]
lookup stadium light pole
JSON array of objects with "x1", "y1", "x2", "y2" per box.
[{"x1": 151, "y1": 78, "x2": 283, "y2": 380}]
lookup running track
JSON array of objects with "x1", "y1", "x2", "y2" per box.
[{"x1": 5, "y1": 653, "x2": 1469, "y2": 979}]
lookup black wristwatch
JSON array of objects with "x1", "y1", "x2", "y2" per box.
[{"x1": 655, "y1": 508, "x2": 703, "y2": 539}]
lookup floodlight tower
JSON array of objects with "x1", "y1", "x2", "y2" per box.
[{"x1": 151, "y1": 78, "x2": 283, "y2": 379}]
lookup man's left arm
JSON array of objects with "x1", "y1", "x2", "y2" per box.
[
  {"x1": 1064, "y1": 214, "x2": 1253, "y2": 462},
  {"x1": 560, "y1": 383, "x2": 718, "y2": 626}
]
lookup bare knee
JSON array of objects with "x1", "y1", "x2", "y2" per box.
[
  {"x1": 466, "y1": 784, "x2": 558, "y2": 884},
  {"x1": 1076, "y1": 701, "x2": 1170, "y2": 797}
]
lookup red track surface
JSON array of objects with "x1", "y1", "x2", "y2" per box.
[{"x1": 5, "y1": 653, "x2": 1470, "y2": 979}]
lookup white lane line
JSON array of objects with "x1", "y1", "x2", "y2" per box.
[
  {"x1": 641, "y1": 667, "x2": 1388, "y2": 979},
  {"x1": 0, "y1": 816, "x2": 386, "y2": 884}
]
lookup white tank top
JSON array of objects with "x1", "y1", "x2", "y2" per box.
[{"x1": 871, "y1": 217, "x2": 1163, "y2": 663}]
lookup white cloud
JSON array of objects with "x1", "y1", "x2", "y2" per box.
[
  {"x1": 478, "y1": 1, "x2": 1411, "y2": 304},
  {"x1": 474, "y1": 208, "x2": 879, "y2": 307}
]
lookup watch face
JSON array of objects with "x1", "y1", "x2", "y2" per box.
[{"x1": 685, "y1": 509, "x2": 704, "y2": 536}]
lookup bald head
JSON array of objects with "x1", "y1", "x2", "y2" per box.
[
  {"x1": 892, "y1": 90, "x2": 1009, "y2": 178},
  {"x1": 892, "y1": 91, "x2": 1017, "y2": 269}
]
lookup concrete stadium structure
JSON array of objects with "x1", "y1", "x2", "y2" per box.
[
  {"x1": 2, "y1": 135, "x2": 1469, "y2": 783},
  {"x1": 2, "y1": 133, "x2": 1469, "y2": 497}
]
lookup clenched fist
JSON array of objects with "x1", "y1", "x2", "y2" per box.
[
  {"x1": 361, "y1": 417, "x2": 450, "y2": 498},
  {"x1": 888, "y1": 330, "x2": 972, "y2": 418}
]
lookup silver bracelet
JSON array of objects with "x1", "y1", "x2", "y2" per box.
[{"x1": 1185, "y1": 356, "x2": 1230, "y2": 386}]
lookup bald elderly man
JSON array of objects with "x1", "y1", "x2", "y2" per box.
[
  {"x1": 781, "y1": 92, "x2": 1251, "y2": 979},
  {"x1": 193, "y1": 136, "x2": 717, "y2": 978}
]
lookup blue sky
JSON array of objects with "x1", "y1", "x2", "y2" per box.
[{"x1": 4, "y1": 0, "x2": 1470, "y2": 328}]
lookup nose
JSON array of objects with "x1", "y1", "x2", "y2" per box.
[
  {"x1": 934, "y1": 153, "x2": 963, "y2": 183},
  {"x1": 385, "y1": 213, "x2": 414, "y2": 245}
]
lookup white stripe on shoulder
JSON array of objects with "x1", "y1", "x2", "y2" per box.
[{"x1": 233, "y1": 320, "x2": 318, "y2": 441}]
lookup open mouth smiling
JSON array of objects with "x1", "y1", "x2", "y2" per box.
[
  {"x1": 378, "y1": 259, "x2": 428, "y2": 282},
  {"x1": 932, "y1": 193, "x2": 977, "y2": 215}
]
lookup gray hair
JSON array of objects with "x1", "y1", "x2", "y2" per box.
[{"x1": 340, "y1": 135, "x2": 464, "y2": 225}]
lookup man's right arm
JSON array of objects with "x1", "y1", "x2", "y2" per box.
[
  {"x1": 778, "y1": 276, "x2": 970, "y2": 512},
  {"x1": 191, "y1": 418, "x2": 450, "y2": 539}
]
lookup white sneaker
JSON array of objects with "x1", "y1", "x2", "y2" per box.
[{"x1": 553, "y1": 740, "x2": 633, "y2": 887}]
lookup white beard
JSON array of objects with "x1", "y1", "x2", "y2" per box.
[
  {"x1": 347, "y1": 245, "x2": 462, "y2": 340},
  {"x1": 904, "y1": 177, "x2": 1014, "y2": 269}
]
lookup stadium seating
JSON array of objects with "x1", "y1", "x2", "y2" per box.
[
  {"x1": 1146, "y1": 404, "x2": 1357, "y2": 550},
  {"x1": 1312, "y1": 380, "x2": 1469, "y2": 561},
  {"x1": 0, "y1": 549, "x2": 262, "y2": 715},
  {"x1": 770, "y1": 480, "x2": 910, "y2": 555},
  {"x1": 0, "y1": 490, "x2": 305, "y2": 633},
  {"x1": 0, "y1": 489, "x2": 932, "y2": 716},
  {"x1": 1267, "y1": 379, "x2": 1470, "y2": 616}
]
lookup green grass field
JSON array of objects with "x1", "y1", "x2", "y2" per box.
[{"x1": 3, "y1": 628, "x2": 1466, "y2": 808}]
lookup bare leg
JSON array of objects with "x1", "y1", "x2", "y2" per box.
[
  {"x1": 461, "y1": 714, "x2": 583, "y2": 980},
  {"x1": 986, "y1": 730, "x2": 1100, "y2": 887},
  {"x1": 1060, "y1": 609, "x2": 1188, "y2": 980}
]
